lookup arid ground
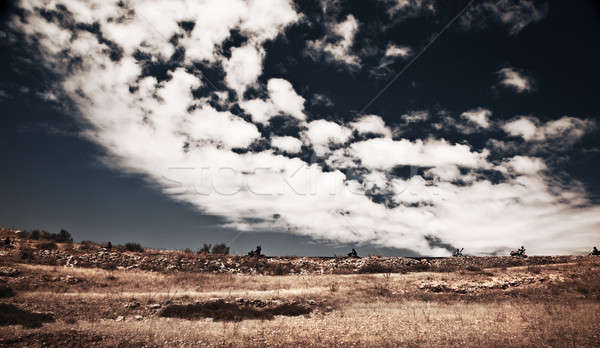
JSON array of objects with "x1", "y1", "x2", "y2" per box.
[{"x1": 1, "y1": 232, "x2": 599, "y2": 347}]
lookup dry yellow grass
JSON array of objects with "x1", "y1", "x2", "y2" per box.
[{"x1": 1, "y1": 259, "x2": 600, "y2": 347}]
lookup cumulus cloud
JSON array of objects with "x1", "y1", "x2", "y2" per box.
[
  {"x1": 461, "y1": 108, "x2": 492, "y2": 128},
  {"x1": 267, "y1": 79, "x2": 306, "y2": 121},
  {"x1": 349, "y1": 138, "x2": 491, "y2": 170},
  {"x1": 462, "y1": 0, "x2": 548, "y2": 35},
  {"x1": 349, "y1": 114, "x2": 392, "y2": 138},
  {"x1": 9, "y1": 0, "x2": 600, "y2": 256},
  {"x1": 502, "y1": 156, "x2": 547, "y2": 175},
  {"x1": 497, "y1": 67, "x2": 533, "y2": 93},
  {"x1": 240, "y1": 78, "x2": 305, "y2": 124},
  {"x1": 502, "y1": 116, "x2": 595, "y2": 143},
  {"x1": 306, "y1": 14, "x2": 360, "y2": 68},
  {"x1": 271, "y1": 136, "x2": 303, "y2": 154},
  {"x1": 223, "y1": 44, "x2": 265, "y2": 98},
  {"x1": 305, "y1": 119, "x2": 353, "y2": 155}
]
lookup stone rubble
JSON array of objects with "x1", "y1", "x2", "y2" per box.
[
  {"x1": 2, "y1": 247, "x2": 582, "y2": 275},
  {"x1": 417, "y1": 273, "x2": 566, "y2": 293}
]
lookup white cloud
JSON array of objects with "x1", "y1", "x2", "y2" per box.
[
  {"x1": 503, "y1": 117, "x2": 538, "y2": 140},
  {"x1": 374, "y1": 43, "x2": 413, "y2": 73},
  {"x1": 461, "y1": 108, "x2": 492, "y2": 128},
  {"x1": 223, "y1": 44, "x2": 265, "y2": 98},
  {"x1": 239, "y1": 98, "x2": 276, "y2": 124},
  {"x1": 384, "y1": 44, "x2": 412, "y2": 58},
  {"x1": 424, "y1": 165, "x2": 462, "y2": 182},
  {"x1": 503, "y1": 156, "x2": 547, "y2": 175},
  {"x1": 349, "y1": 114, "x2": 392, "y2": 138},
  {"x1": 502, "y1": 116, "x2": 595, "y2": 142},
  {"x1": 463, "y1": 0, "x2": 548, "y2": 35},
  {"x1": 267, "y1": 79, "x2": 306, "y2": 121},
  {"x1": 497, "y1": 67, "x2": 533, "y2": 93},
  {"x1": 187, "y1": 106, "x2": 260, "y2": 149},
  {"x1": 306, "y1": 14, "x2": 360, "y2": 67},
  {"x1": 240, "y1": 78, "x2": 305, "y2": 124},
  {"x1": 349, "y1": 138, "x2": 491, "y2": 170},
  {"x1": 305, "y1": 119, "x2": 353, "y2": 155},
  {"x1": 271, "y1": 136, "x2": 303, "y2": 154},
  {"x1": 401, "y1": 110, "x2": 429, "y2": 123},
  {"x1": 384, "y1": 0, "x2": 436, "y2": 16}
]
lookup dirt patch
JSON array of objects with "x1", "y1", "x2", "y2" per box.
[
  {"x1": 0, "y1": 330, "x2": 148, "y2": 348},
  {"x1": 0, "y1": 285, "x2": 15, "y2": 298},
  {"x1": 0, "y1": 303, "x2": 55, "y2": 328},
  {"x1": 159, "y1": 299, "x2": 312, "y2": 321}
]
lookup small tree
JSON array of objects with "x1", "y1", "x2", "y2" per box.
[
  {"x1": 29, "y1": 230, "x2": 40, "y2": 240},
  {"x1": 39, "y1": 230, "x2": 52, "y2": 240},
  {"x1": 211, "y1": 243, "x2": 230, "y2": 255},
  {"x1": 125, "y1": 242, "x2": 144, "y2": 252},
  {"x1": 55, "y1": 229, "x2": 73, "y2": 243},
  {"x1": 199, "y1": 243, "x2": 211, "y2": 254}
]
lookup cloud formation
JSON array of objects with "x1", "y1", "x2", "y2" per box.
[
  {"x1": 306, "y1": 14, "x2": 360, "y2": 68},
  {"x1": 8, "y1": 0, "x2": 600, "y2": 256},
  {"x1": 497, "y1": 67, "x2": 533, "y2": 93},
  {"x1": 463, "y1": 0, "x2": 548, "y2": 35}
]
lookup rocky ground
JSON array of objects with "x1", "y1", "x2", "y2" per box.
[
  {"x1": 1, "y1": 231, "x2": 600, "y2": 347},
  {"x1": 0, "y1": 241, "x2": 582, "y2": 276}
]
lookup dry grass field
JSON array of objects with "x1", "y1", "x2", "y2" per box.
[{"x1": 1, "y1": 237, "x2": 600, "y2": 347}]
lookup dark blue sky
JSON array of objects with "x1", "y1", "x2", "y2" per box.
[{"x1": 1, "y1": 0, "x2": 599, "y2": 255}]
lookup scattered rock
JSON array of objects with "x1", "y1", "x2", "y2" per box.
[
  {"x1": 134, "y1": 315, "x2": 143, "y2": 321},
  {"x1": 115, "y1": 316, "x2": 124, "y2": 322},
  {"x1": 147, "y1": 304, "x2": 161, "y2": 309},
  {"x1": 64, "y1": 275, "x2": 80, "y2": 284},
  {"x1": 125, "y1": 302, "x2": 140, "y2": 309},
  {"x1": 0, "y1": 267, "x2": 19, "y2": 277},
  {"x1": 0, "y1": 245, "x2": 581, "y2": 275}
]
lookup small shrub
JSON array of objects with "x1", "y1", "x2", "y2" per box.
[
  {"x1": 38, "y1": 242, "x2": 57, "y2": 250},
  {"x1": 359, "y1": 261, "x2": 394, "y2": 274},
  {"x1": 29, "y1": 230, "x2": 40, "y2": 240},
  {"x1": 199, "y1": 243, "x2": 211, "y2": 253},
  {"x1": 211, "y1": 243, "x2": 230, "y2": 255},
  {"x1": 55, "y1": 229, "x2": 73, "y2": 243},
  {"x1": 79, "y1": 240, "x2": 98, "y2": 251},
  {"x1": 466, "y1": 265, "x2": 482, "y2": 272},
  {"x1": 125, "y1": 242, "x2": 144, "y2": 252},
  {"x1": 528, "y1": 266, "x2": 542, "y2": 274},
  {"x1": 272, "y1": 263, "x2": 292, "y2": 275},
  {"x1": 39, "y1": 230, "x2": 52, "y2": 240}
]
